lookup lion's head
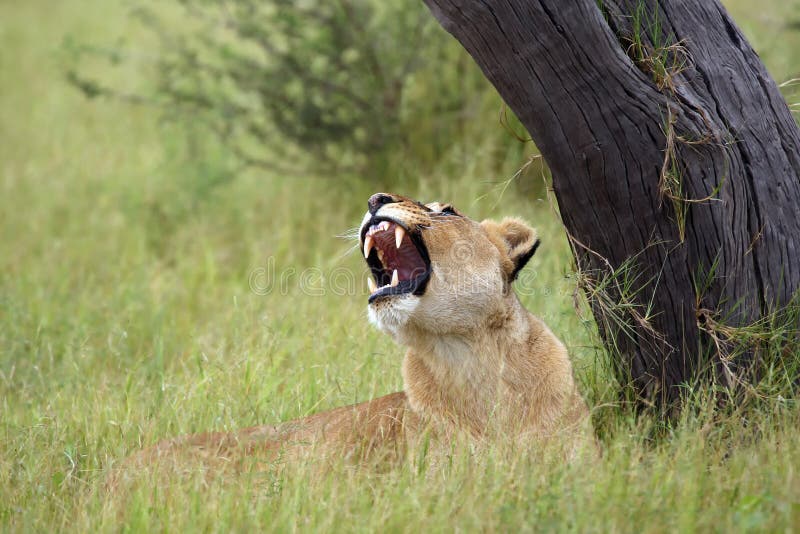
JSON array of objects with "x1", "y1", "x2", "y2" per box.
[{"x1": 359, "y1": 193, "x2": 540, "y2": 338}]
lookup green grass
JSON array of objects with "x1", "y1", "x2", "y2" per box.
[{"x1": 1, "y1": 0, "x2": 799, "y2": 531}]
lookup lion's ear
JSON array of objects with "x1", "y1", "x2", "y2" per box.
[{"x1": 482, "y1": 217, "x2": 540, "y2": 282}]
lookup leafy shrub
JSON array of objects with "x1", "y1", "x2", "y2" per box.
[{"x1": 66, "y1": 0, "x2": 512, "y2": 178}]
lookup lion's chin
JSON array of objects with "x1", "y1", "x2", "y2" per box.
[{"x1": 367, "y1": 294, "x2": 419, "y2": 338}]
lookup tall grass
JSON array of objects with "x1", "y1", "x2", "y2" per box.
[{"x1": 1, "y1": 0, "x2": 799, "y2": 531}]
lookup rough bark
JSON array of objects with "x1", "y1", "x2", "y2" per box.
[{"x1": 422, "y1": 0, "x2": 800, "y2": 407}]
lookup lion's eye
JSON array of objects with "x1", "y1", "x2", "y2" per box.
[{"x1": 440, "y1": 205, "x2": 459, "y2": 216}]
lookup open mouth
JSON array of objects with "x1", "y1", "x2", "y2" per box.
[{"x1": 361, "y1": 218, "x2": 430, "y2": 303}]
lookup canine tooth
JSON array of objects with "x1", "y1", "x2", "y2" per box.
[
  {"x1": 364, "y1": 235, "x2": 374, "y2": 258},
  {"x1": 395, "y1": 226, "x2": 405, "y2": 248},
  {"x1": 391, "y1": 269, "x2": 399, "y2": 287},
  {"x1": 367, "y1": 277, "x2": 377, "y2": 293}
]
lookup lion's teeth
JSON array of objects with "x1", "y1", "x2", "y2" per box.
[
  {"x1": 380, "y1": 221, "x2": 390, "y2": 232},
  {"x1": 395, "y1": 226, "x2": 405, "y2": 248},
  {"x1": 391, "y1": 269, "x2": 399, "y2": 287},
  {"x1": 364, "y1": 235, "x2": 374, "y2": 258},
  {"x1": 367, "y1": 277, "x2": 377, "y2": 293}
]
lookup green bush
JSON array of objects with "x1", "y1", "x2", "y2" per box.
[{"x1": 65, "y1": 0, "x2": 522, "y2": 178}]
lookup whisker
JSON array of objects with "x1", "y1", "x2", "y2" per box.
[
  {"x1": 335, "y1": 242, "x2": 363, "y2": 261},
  {"x1": 336, "y1": 226, "x2": 362, "y2": 240}
]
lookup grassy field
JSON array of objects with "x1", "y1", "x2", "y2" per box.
[{"x1": 2, "y1": 0, "x2": 799, "y2": 531}]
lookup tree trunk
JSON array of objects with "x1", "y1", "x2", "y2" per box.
[{"x1": 422, "y1": 0, "x2": 800, "y2": 408}]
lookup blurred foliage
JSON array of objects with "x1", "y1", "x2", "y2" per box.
[{"x1": 64, "y1": 0, "x2": 525, "y2": 178}]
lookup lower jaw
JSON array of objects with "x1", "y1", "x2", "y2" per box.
[
  {"x1": 368, "y1": 290, "x2": 411, "y2": 304},
  {"x1": 367, "y1": 275, "x2": 429, "y2": 304}
]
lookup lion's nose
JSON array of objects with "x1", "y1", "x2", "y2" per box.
[{"x1": 368, "y1": 193, "x2": 396, "y2": 215}]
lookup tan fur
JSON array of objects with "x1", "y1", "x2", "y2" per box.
[{"x1": 115, "y1": 194, "x2": 591, "y2": 483}]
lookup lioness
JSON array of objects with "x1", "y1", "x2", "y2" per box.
[{"x1": 123, "y1": 193, "x2": 590, "y2": 475}]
